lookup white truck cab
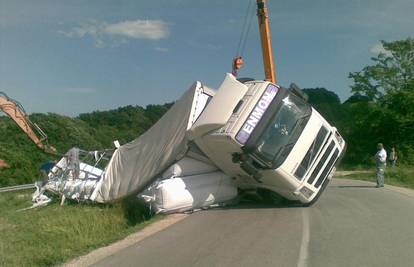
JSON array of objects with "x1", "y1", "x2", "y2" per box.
[{"x1": 190, "y1": 74, "x2": 346, "y2": 205}]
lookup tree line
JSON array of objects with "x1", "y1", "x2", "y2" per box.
[{"x1": 0, "y1": 103, "x2": 172, "y2": 186}]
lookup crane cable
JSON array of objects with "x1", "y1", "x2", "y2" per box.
[
  {"x1": 236, "y1": 0, "x2": 253, "y2": 56},
  {"x1": 233, "y1": 0, "x2": 255, "y2": 76}
]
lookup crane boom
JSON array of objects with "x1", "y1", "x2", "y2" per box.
[
  {"x1": 0, "y1": 92, "x2": 56, "y2": 154},
  {"x1": 256, "y1": 0, "x2": 277, "y2": 84}
]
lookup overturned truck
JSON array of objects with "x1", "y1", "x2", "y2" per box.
[{"x1": 44, "y1": 73, "x2": 346, "y2": 212}]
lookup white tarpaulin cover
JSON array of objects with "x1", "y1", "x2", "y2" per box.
[
  {"x1": 91, "y1": 82, "x2": 207, "y2": 202},
  {"x1": 138, "y1": 156, "x2": 237, "y2": 213}
]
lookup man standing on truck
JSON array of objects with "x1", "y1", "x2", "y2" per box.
[{"x1": 375, "y1": 143, "x2": 387, "y2": 188}]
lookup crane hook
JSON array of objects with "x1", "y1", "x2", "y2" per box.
[{"x1": 232, "y1": 56, "x2": 244, "y2": 77}]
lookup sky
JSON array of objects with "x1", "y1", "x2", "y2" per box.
[{"x1": 0, "y1": 0, "x2": 413, "y2": 116}]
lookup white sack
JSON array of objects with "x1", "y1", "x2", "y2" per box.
[
  {"x1": 161, "y1": 156, "x2": 218, "y2": 179},
  {"x1": 140, "y1": 171, "x2": 238, "y2": 214}
]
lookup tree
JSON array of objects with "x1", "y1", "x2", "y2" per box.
[
  {"x1": 349, "y1": 38, "x2": 414, "y2": 101},
  {"x1": 347, "y1": 38, "x2": 414, "y2": 164},
  {"x1": 302, "y1": 88, "x2": 345, "y2": 125},
  {"x1": 343, "y1": 93, "x2": 370, "y2": 104},
  {"x1": 302, "y1": 87, "x2": 341, "y2": 105}
]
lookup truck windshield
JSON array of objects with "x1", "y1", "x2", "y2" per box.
[{"x1": 255, "y1": 93, "x2": 311, "y2": 167}]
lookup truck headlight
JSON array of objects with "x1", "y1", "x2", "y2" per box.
[{"x1": 300, "y1": 186, "x2": 314, "y2": 199}]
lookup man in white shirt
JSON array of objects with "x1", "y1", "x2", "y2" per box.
[{"x1": 375, "y1": 143, "x2": 387, "y2": 187}]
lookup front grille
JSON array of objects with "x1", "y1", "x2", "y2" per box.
[
  {"x1": 295, "y1": 127, "x2": 328, "y2": 180},
  {"x1": 307, "y1": 141, "x2": 335, "y2": 185},
  {"x1": 315, "y1": 149, "x2": 339, "y2": 188}
]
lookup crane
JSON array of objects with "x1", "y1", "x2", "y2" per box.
[
  {"x1": 0, "y1": 92, "x2": 57, "y2": 154},
  {"x1": 232, "y1": 0, "x2": 277, "y2": 84},
  {"x1": 256, "y1": 0, "x2": 277, "y2": 84}
]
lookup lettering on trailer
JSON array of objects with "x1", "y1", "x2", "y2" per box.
[{"x1": 236, "y1": 84, "x2": 279, "y2": 144}]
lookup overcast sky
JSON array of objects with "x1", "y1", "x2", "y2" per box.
[{"x1": 1, "y1": 0, "x2": 413, "y2": 116}]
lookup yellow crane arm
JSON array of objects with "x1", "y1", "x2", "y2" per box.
[
  {"x1": 0, "y1": 92, "x2": 56, "y2": 154},
  {"x1": 256, "y1": 0, "x2": 277, "y2": 84}
]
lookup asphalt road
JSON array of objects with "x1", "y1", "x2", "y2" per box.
[{"x1": 93, "y1": 179, "x2": 414, "y2": 267}]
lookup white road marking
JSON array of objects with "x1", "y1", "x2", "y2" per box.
[{"x1": 297, "y1": 208, "x2": 310, "y2": 267}]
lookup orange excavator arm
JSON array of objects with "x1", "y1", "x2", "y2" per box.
[{"x1": 0, "y1": 92, "x2": 56, "y2": 154}]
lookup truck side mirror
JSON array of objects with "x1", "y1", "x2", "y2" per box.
[{"x1": 289, "y1": 83, "x2": 309, "y2": 102}]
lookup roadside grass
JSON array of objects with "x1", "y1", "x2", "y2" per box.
[
  {"x1": 0, "y1": 190, "x2": 161, "y2": 267},
  {"x1": 335, "y1": 166, "x2": 414, "y2": 190}
]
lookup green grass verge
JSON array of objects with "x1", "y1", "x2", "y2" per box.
[
  {"x1": 336, "y1": 166, "x2": 414, "y2": 189},
  {"x1": 0, "y1": 190, "x2": 161, "y2": 267}
]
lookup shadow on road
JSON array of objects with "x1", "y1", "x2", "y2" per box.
[
  {"x1": 220, "y1": 202, "x2": 304, "y2": 210},
  {"x1": 214, "y1": 190, "x2": 306, "y2": 210},
  {"x1": 330, "y1": 185, "x2": 377, "y2": 189}
]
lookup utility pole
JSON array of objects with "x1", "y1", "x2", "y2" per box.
[{"x1": 256, "y1": 0, "x2": 277, "y2": 84}]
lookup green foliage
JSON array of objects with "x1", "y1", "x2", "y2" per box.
[
  {"x1": 303, "y1": 87, "x2": 341, "y2": 105},
  {"x1": 0, "y1": 103, "x2": 171, "y2": 186},
  {"x1": 78, "y1": 105, "x2": 152, "y2": 145},
  {"x1": 303, "y1": 87, "x2": 346, "y2": 125},
  {"x1": 144, "y1": 103, "x2": 174, "y2": 124},
  {"x1": 346, "y1": 38, "x2": 414, "y2": 165},
  {"x1": 342, "y1": 93, "x2": 370, "y2": 104}
]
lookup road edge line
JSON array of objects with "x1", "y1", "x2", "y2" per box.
[
  {"x1": 297, "y1": 208, "x2": 310, "y2": 267},
  {"x1": 63, "y1": 213, "x2": 188, "y2": 267}
]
